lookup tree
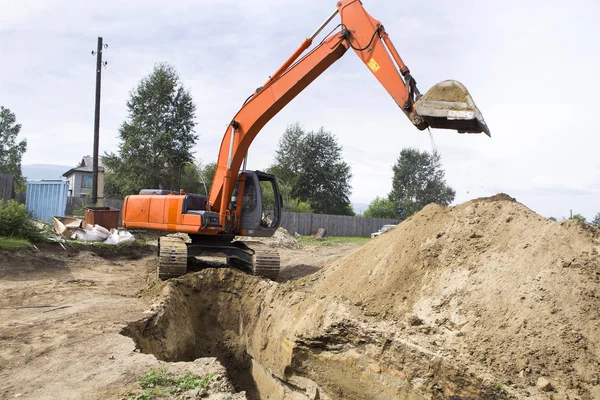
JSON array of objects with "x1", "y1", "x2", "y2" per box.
[
  {"x1": 268, "y1": 123, "x2": 304, "y2": 188},
  {"x1": 103, "y1": 63, "x2": 197, "y2": 198},
  {"x1": 570, "y1": 213, "x2": 586, "y2": 223},
  {"x1": 592, "y1": 213, "x2": 600, "y2": 227},
  {"x1": 286, "y1": 198, "x2": 314, "y2": 213},
  {"x1": 0, "y1": 106, "x2": 27, "y2": 189},
  {"x1": 263, "y1": 180, "x2": 313, "y2": 213},
  {"x1": 268, "y1": 124, "x2": 353, "y2": 215},
  {"x1": 389, "y1": 148, "x2": 455, "y2": 219},
  {"x1": 200, "y1": 162, "x2": 217, "y2": 195},
  {"x1": 178, "y1": 161, "x2": 216, "y2": 196},
  {"x1": 364, "y1": 197, "x2": 398, "y2": 219}
]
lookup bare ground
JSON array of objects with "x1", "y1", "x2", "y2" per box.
[
  {"x1": 3, "y1": 196, "x2": 599, "y2": 400},
  {"x1": 0, "y1": 243, "x2": 353, "y2": 399}
]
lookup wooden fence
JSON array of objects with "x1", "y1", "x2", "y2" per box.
[
  {"x1": 63, "y1": 197, "x2": 400, "y2": 237},
  {"x1": 0, "y1": 174, "x2": 14, "y2": 202},
  {"x1": 280, "y1": 211, "x2": 400, "y2": 237}
]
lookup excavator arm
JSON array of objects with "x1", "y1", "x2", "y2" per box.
[{"x1": 209, "y1": 0, "x2": 489, "y2": 227}]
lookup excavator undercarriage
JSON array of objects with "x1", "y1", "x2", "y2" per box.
[{"x1": 157, "y1": 235, "x2": 281, "y2": 281}]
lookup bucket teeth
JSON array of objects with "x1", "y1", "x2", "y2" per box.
[{"x1": 415, "y1": 80, "x2": 490, "y2": 137}]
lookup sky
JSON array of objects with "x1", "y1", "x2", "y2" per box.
[{"x1": 1, "y1": 0, "x2": 599, "y2": 220}]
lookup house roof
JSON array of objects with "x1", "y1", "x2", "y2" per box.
[{"x1": 62, "y1": 155, "x2": 104, "y2": 177}]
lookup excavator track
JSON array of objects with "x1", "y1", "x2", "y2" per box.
[
  {"x1": 157, "y1": 236, "x2": 188, "y2": 280},
  {"x1": 226, "y1": 242, "x2": 281, "y2": 280},
  {"x1": 252, "y1": 248, "x2": 280, "y2": 280}
]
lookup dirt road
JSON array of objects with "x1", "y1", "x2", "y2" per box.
[{"x1": 0, "y1": 243, "x2": 353, "y2": 399}]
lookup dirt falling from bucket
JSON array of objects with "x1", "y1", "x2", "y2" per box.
[{"x1": 427, "y1": 127, "x2": 437, "y2": 154}]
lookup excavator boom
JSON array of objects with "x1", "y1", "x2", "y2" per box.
[{"x1": 209, "y1": 0, "x2": 489, "y2": 228}]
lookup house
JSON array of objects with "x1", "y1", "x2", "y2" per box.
[{"x1": 62, "y1": 156, "x2": 104, "y2": 200}]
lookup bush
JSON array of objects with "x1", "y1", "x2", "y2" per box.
[{"x1": 0, "y1": 200, "x2": 43, "y2": 241}]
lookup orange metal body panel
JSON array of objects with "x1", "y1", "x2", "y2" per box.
[{"x1": 122, "y1": 194, "x2": 220, "y2": 235}]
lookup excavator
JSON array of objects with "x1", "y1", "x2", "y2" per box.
[{"x1": 122, "y1": 0, "x2": 490, "y2": 280}]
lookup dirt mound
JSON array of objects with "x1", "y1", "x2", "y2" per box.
[
  {"x1": 125, "y1": 194, "x2": 600, "y2": 399},
  {"x1": 236, "y1": 227, "x2": 302, "y2": 249},
  {"x1": 312, "y1": 194, "x2": 600, "y2": 398}
]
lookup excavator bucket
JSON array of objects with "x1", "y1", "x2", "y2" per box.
[{"x1": 414, "y1": 80, "x2": 490, "y2": 137}]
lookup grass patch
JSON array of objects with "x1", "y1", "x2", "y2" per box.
[
  {"x1": 138, "y1": 367, "x2": 171, "y2": 389},
  {"x1": 124, "y1": 367, "x2": 215, "y2": 399},
  {"x1": 297, "y1": 235, "x2": 370, "y2": 247},
  {"x1": 492, "y1": 382, "x2": 506, "y2": 393},
  {"x1": 0, "y1": 237, "x2": 31, "y2": 251}
]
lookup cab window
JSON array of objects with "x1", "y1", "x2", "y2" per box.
[{"x1": 240, "y1": 178, "x2": 257, "y2": 213}]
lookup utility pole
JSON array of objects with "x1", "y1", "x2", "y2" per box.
[{"x1": 91, "y1": 37, "x2": 107, "y2": 204}]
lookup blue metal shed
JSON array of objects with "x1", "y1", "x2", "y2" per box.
[{"x1": 26, "y1": 181, "x2": 69, "y2": 222}]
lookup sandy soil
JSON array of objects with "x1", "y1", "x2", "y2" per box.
[
  {"x1": 4, "y1": 196, "x2": 599, "y2": 400},
  {"x1": 0, "y1": 243, "x2": 352, "y2": 400},
  {"x1": 125, "y1": 195, "x2": 600, "y2": 400}
]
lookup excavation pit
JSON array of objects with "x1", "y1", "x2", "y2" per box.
[
  {"x1": 122, "y1": 270, "x2": 265, "y2": 398},
  {"x1": 122, "y1": 269, "x2": 505, "y2": 400}
]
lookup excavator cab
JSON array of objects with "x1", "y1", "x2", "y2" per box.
[
  {"x1": 415, "y1": 80, "x2": 490, "y2": 136},
  {"x1": 234, "y1": 170, "x2": 282, "y2": 237}
]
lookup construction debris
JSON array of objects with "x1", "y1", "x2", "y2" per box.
[
  {"x1": 53, "y1": 216, "x2": 135, "y2": 244},
  {"x1": 312, "y1": 227, "x2": 328, "y2": 239},
  {"x1": 72, "y1": 224, "x2": 110, "y2": 242},
  {"x1": 53, "y1": 216, "x2": 83, "y2": 238}
]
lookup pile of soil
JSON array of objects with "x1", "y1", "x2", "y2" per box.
[
  {"x1": 128, "y1": 194, "x2": 600, "y2": 399},
  {"x1": 237, "y1": 227, "x2": 302, "y2": 249},
  {"x1": 312, "y1": 194, "x2": 600, "y2": 398},
  {"x1": 421, "y1": 82, "x2": 469, "y2": 103}
]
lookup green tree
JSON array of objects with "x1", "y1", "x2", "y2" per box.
[
  {"x1": 364, "y1": 197, "x2": 398, "y2": 218},
  {"x1": 262, "y1": 180, "x2": 313, "y2": 213},
  {"x1": 570, "y1": 213, "x2": 586, "y2": 223},
  {"x1": 178, "y1": 163, "x2": 203, "y2": 195},
  {"x1": 389, "y1": 148, "x2": 455, "y2": 219},
  {"x1": 286, "y1": 198, "x2": 313, "y2": 213},
  {"x1": 269, "y1": 124, "x2": 353, "y2": 215},
  {"x1": 0, "y1": 106, "x2": 27, "y2": 190},
  {"x1": 592, "y1": 212, "x2": 600, "y2": 227},
  {"x1": 177, "y1": 161, "x2": 216, "y2": 196},
  {"x1": 200, "y1": 162, "x2": 217, "y2": 195},
  {"x1": 268, "y1": 123, "x2": 304, "y2": 188},
  {"x1": 103, "y1": 63, "x2": 197, "y2": 198}
]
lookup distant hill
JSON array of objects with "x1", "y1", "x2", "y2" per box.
[
  {"x1": 352, "y1": 202, "x2": 370, "y2": 215},
  {"x1": 22, "y1": 164, "x2": 71, "y2": 181}
]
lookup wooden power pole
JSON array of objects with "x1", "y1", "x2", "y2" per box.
[{"x1": 92, "y1": 37, "x2": 107, "y2": 204}]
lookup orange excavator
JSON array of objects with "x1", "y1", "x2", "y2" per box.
[{"x1": 122, "y1": 0, "x2": 490, "y2": 280}]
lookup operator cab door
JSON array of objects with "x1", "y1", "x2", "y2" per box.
[{"x1": 238, "y1": 171, "x2": 282, "y2": 237}]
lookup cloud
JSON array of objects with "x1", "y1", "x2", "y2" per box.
[{"x1": 1, "y1": 0, "x2": 599, "y2": 220}]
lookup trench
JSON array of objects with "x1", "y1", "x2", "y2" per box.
[{"x1": 122, "y1": 268, "x2": 507, "y2": 400}]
